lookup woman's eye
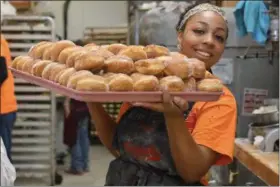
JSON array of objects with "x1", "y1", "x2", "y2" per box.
[
  {"x1": 216, "y1": 35, "x2": 225, "y2": 43},
  {"x1": 193, "y1": 29, "x2": 205, "y2": 35}
]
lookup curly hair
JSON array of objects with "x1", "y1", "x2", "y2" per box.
[{"x1": 175, "y1": 0, "x2": 228, "y2": 38}]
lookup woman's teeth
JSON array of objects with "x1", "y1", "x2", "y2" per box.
[{"x1": 196, "y1": 50, "x2": 211, "y2": 57}]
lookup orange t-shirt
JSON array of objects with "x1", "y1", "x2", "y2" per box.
[
  {"x1": 1, "y1": 34, "x2": 17, "y2": 114},
  {"x1": 116, "y1": 85, "x2": 237, "y2": 184}
]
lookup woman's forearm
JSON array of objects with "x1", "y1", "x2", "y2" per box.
[
  {"x1": 164, "y1": 113, "x2": 210, "y2": 183},
  {"x1": 87, "y1": 103, "x2": 119, "y2": 157}
]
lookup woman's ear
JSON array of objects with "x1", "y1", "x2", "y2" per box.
[{"x1": 177, "y1": 32, "x2": 183, "y2": 50}]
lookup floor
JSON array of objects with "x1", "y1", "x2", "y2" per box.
[
  {"x1": 60, "y1": 145, "x2": 114, "y2": 186},
  {"x1": 15, "y1": 145, "x2": 114, "y2": 186}
]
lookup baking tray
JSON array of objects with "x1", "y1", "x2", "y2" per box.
[{"x1": 10, "y1": 68, "x2": 223, "y2": 102}]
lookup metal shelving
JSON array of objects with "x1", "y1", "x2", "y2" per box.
[{"x1": 2, "y1": 15, "x2": 56, "y2": 186}]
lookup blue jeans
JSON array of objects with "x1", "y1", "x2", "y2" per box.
[
  {"x1": 0, "y1": 112, "x2": 16, "y2": 162},
  {"x1": 70, "y1": 117, "x2": 90, "y2": 172}
]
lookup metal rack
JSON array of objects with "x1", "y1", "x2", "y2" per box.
[
  {"x1": 2, "y1": 15, "x2": 56, "y2": 186},
  {"x1": 83, "y1": 27, "x2": 128, "y2": 45}
]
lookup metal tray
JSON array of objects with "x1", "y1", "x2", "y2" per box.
[{"x1": 10, "y1": 68, "x2": 223, "y2": 102}]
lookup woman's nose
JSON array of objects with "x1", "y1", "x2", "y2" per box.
[{"x1": 203, "y1": 34, "x2": 215, "y2": 47}]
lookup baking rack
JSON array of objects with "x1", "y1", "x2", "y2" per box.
[{"x1": 2, "y1": 15, "x2": 56, "y2": 186}]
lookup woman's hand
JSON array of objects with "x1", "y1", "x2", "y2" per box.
[{"x1": 131, "y1": 90, "x2": 188, "y2": 114}]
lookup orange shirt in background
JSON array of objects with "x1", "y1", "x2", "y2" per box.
[
  {"x1": 117, "y1": 85, "x2": 237, "y2": 185},
  {"x1": 1, "y1": 34, "x2": 17, "y2": 114}
]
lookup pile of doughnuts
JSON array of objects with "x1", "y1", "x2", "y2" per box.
[{"x1": 11, "y1": 40, "x2": 223, "y2": 92}]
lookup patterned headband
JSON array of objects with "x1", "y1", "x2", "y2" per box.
[{"x1": 178, "y1": 3, "x2": 227, "y2": 31}]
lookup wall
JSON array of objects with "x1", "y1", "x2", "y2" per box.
[{"x1": 47, "y1": 1, "x2": 128, "y2": 40}]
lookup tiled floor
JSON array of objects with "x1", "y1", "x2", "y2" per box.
[{"x1": 15, "y1": 145, "x2": 114, "y2": 186}]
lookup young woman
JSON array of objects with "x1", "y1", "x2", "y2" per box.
[{"x1": 87, "y1": 2, "x2": 237, "y2": 186}]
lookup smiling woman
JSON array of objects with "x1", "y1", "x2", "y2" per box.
[
  {"x1": 176, "y1": 3, "x2": 228, "y2": 69},
  {"x1": 87, "y1": 2, "x2": 237, "y2": 186}
]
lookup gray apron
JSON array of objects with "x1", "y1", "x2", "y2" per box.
[{"x1": 105, "y1": 102, "x2": 203, "y2": 186}]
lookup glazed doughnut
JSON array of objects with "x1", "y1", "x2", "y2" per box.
[
  {"x1": 159, "y1": 76, "x2": 185, "y2": 92},
  {"x1": 84, "y1": 45, "x2": 100, "y2": 52},
  {"x1": 91, "y1": 48, "x2": 114, "y2": 59},
  {"x1": 57, "y1": 68, "x2": 77, "y2": 86},
  {"x1": 57, "y1": 46, "x2": 83, "y2": 64},
  {"x1": 42, "y1": 43, "x2": 55, "y2": 60},
  {"x1": 28, "y1": 41, "x2": 49, "y2": 58},
  {"x1": 76, "y1": 76, "x2": 108, "y2": 92},
  {"x1": 184, "y1": 77, "x2": 197, "y2": 91},
  {"x1": 102, "y1": 72, "x2": 116, "y2": 80},
  {"x1": 74, "y1": 53, "x2": 104, "y2": 72},
  {"x1": 11, "y1": 56, "x2": 29, "y2": 69},
  {"x1": 160, "y1": 56, "x2": 192, "y2": 79},
  {"x1": 100, "y1": 45, "x2": 109, "y2": 50},
  {"x1": 41, "y1": 62, "x2": 58, "y2": 80},
  {"x1": 31, "y1": 60, "x2": 53, "y2": 77},
  {"x1": 118, "y1": 46, "x2": 147, "y2": 61},
  {"x1": 104, "y1": 55, "x2": 134, "y2": 74},
  {"x1": 197, "y1": 79, "x2": 223, "y2": 92},
  {"x1": 66, "y1": 70, "x2": 94, "y2": 89},
  {"x1": 54, "y1": 68, "x2": 67, "y2": 83},
  {"x1": 106, "y1": 44, "x2": 128, "y2": 55},
  {"x1": 84, "y1": 43, "x2": 97, "y2": 48},
  {"x1": 131, "y1": 73, "x2": 160, "y2": 91},
  {"x1": 188, "y1": 58, "x2": 206, "y2": 79},
  {"x1": 22, "y1": 59, "x2": 37, "y2": 74},
  {"x1": 169, "y1": 52, "x2": 187, "y2": 59},
  {"x1": 49, "y1": 64, "x2": 67, "y2": 82},
  {"x1": 16, "y1": 56, "x2": 34, "y2": 71},
  {"x1": 66, "y1": 49, "x2": 89, "y2": 67},
  {"x1": 106, "y1": 73, "x2": 133, "y2": 91},
  {"x1": 134, "y1": 58, "x2": 165, "y2": 75},
  {"x1": 204, "y1": 71, "x2": 217, "y2": 79},
  {"x1": 144, "y1": 44, "x2": 170, "y2": 58},
  {"x1": 50, "y1": 40, "x2": 76, "y2": 62}
]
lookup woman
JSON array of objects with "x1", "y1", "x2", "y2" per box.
[
  {"x1": 87, "y1": 2, "x2": 237, "y2": 186},
  {"x1": 64, "y1": 97, "x2": 91, "y2": 175}
]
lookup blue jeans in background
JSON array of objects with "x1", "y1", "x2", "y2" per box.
[
  {"x1": 70, "y1": 117, "x2": 90, "y2": 172},
  {"x1": 0, "y1": 112, "x2": 16, "y2": 162}
]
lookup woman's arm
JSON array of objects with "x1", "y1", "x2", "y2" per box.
[
  {"x1": 135, "y1": 91, "x2": 236, "y2": 183},
  {"x1": 64, "y1": 97, "x2": 71, "y2": 117},
  {"x1": 87, "y1": 103, "x2": 119, "y2": 157},
  {"x1": 163, "y1": 93, "x2": 236, "y2": 183},
  {"x1": 164, "y1": 111, "x2": 218, "y2": 183}
]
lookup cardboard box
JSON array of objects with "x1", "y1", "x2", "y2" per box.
[{"x1": 221, "y1": 0, "x2": 239, "y2": 7}]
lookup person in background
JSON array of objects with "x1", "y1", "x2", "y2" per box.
[
  {"x1": 0, "y1": 34, "x2": 17, "y2": 162},
  {"x1": 87, "y1": 2, "x2": 237, "y2": 186},
  {"x1": 63, "y1": 97, "x2": 91, "y2": 175}
]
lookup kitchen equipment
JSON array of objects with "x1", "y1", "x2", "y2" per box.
[
  {"x1": 247, "y1": 123, "x2": 279, "y2": 144},
  {"x1": 263, "y1": 98, "x2": 279, "y2": 109},
  {"x1": 262, "y1": 127, "x2": 279, "y2": 152},
  {"x1": 251, "y1": 111, "x2": 279, "y2": 125}
]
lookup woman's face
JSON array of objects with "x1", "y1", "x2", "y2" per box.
[{"x1": 177, "y1": 11, "x2": 227, "y2": 69}]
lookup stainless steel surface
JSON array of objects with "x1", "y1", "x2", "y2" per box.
[
  {"x1": 247, "y1": 123, "x2": 279, "y2": 143},
  {"x1": 2, "y1": 15, "x2": 56, "y2": 186},
  {"x1": 252, "y1": 111, "x2": 279, "y2": 124},
  {"x1": 262, "y1": 127, "x2": 279, "y2": 152},
  {"x1": 263, "y1": 98, "x2": 279, "y2": 109}
]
